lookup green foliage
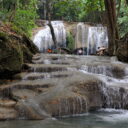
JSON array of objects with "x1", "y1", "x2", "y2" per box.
[
  {"x1": 79, "y1": 0, "x2": 104, "y2": 21},
  {"x1": 118, "y1": 0, "x2": 128, "y2": 37},
  {"x1": 0, "y1": 0, "x2": 38, "y2": 37},
  {"x1": 1, "y1": 0, "x2": 128, "y2": 38},
  {"x1": 13, "y1": 0, "x2": 38, "y2": 36},
  {"x1": 66, "y1": 32, "x2": 75, "y2": 50},
  {"x1": 0, "y1": 10, "x2": 9, "y2": 21},
  {"x1": 11, "y1": 24, "x2": 25, "y2": 35},
  {"x1": 51, "y1": 0, "x2": 104, "y2": 21},
  {"x1": 53, "y1": 0, "x2": 83, "y2": 21}
]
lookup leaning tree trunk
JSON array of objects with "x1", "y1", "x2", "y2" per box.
[
  {"x1": 48, "y1": 21, "x2": 57, "y2": 49},
  {"x1": 104, "y1": 0, "x2": 119, "y2": 55},
  {"x1": 46, "y1": 0, "x2": 57, "y2": 49}
]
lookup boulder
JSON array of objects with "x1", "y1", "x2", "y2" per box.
[{"x1": 0, "y1": 23, "x2": 39, "y2": 78}]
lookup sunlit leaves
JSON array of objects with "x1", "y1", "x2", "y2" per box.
[
  {"x1": 0, "y1": 0, "x2": 38, "y2": 36},
  {"x1": 118, "y1": 0, "x2": 128, "y2": 37},
  {"x1": 46, "y1": 0, "x2": 105, "y2": 21}
]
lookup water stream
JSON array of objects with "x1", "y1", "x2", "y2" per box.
[
  {"x1": 1, "y1": 21, "x2": 128, "y2": 127},
  {"x1": 75, "y1": 23, "x2": 108, "y2": 55},
  {"x1": 33, "y1": 21, "x2": 108, "y2": 55},
  {"x1": 0, "y1": 54, "x2": 128, "y2": 127},
  {"x1": 33, "y1": 21, "x2": 66, "y2": 52},
  {"x1": 1, "y1": 109, "x2": 128, "y2": 128}
]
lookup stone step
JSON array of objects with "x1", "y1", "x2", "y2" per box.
[
  {"x1": 0, "y1": 107, "x2": 18, "y2": 120},
  {"x1": 107, "y1": 82, "x2": 128, "y2": 89},
  {"x1": 32, "y1": 59, "x2": 70, "y2": 65},
  {"x1": 0, "y1": 79, "x2": 57, "y2": 92},
  {"x1": 0, "y1": 99, "x2": 16, "y2": 108},
  {"x1": 27, "y1": 64, "x2": 76, "y2": 73},
  {"x1": 13, "y1": 71, "x2": 73, "y2": 80}
]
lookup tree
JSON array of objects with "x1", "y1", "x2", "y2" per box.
[
  {"x1": 0, "y1": 0, "x2": 38, "y2": 36},
  {"x1": 104, "y1": 0, "x2": 119, "y2": 55},
  {"x1": 118, "y1": 0, "x2": 128, "y2": 37},
  {"x1": 45, "y1": 0, "x2": 57, "y2": 48}
]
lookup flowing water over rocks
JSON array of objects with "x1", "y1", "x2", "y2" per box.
[
  {"x1": 33, "y1": 21, "x2": 66, "y2": 52},
  {"x1": 0, "y1": 54, "x2": 128, "y2": 120},
  {"x1": 33, "y1": 21, "x2": 108, "y2": 55},
  {"x1": 75, "y1": 23, "x2": 108, "y2": 54}
]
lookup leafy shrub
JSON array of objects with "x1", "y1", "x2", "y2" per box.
[
  {"x1": 118, "y1": 1, "x2": 128, "y2": 37},
  {"x1": 66, "y1": 32, "x2": 75, "y2": 50},
  {"x1": 0, "y1": 0, "x2": 38, "y2": 37}
]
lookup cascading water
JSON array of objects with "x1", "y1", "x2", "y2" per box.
[
  {"x1": 75, "y1": 23, "x2": 88, "y2": 50},
  {"x1": 33, "y1": 21, "x2": 66, "y2": 52},
  {"x1": 75, "y1": 23, "x2": 108, "y2": 55},
  {"x1": 0, "y1": 53, "x2": 128, "y2": 123},
  {"x1": 80, "y1": 60, "x2": 128, "y2": 109},
  {"x1": 27, "y1": 54, "x2": 128, "y2": 115}
]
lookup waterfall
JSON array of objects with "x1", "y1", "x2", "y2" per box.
[
  {"x1": 33, "y1": 21, "x2": 66, "y2": 52},
  {"x1": 75, "y1": 23, "x2": 88, "y2": 51},
  {"x1": 34, "y1": 22, "x2": 108, "y2": 54},
  {"x1": 75, "y1": 23, "x2": 108, "y2": 55}
]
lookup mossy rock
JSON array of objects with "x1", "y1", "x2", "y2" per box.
[
  {"x1": 0, "y1": 31, "x2": 8, "y2": 41},
  {"x1": 0, "y1": 28, "x2": 39, "y2": 78},
  {"x1": 0, "y1": 37, "x2": 23, "y2": 78},
  {"x1": 11, "y1": 24, "x2": 25, "y2": 36}
]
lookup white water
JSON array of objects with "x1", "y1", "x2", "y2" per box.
[
  {"x1": 75, "y1": 23, "x2": 108, "y2": 55},
  {"x1": 79, "y1": 60, "x2": 128, "y2": 109},
  {"x1": 34, "y1": 22, "x2": 108, "y2": 54},
  {"x1": 97, "y1": 108, "x2": 128, "y2": 122},
  {"x1": 33, "y1": 21, "x2": 66, "y2": 52}
]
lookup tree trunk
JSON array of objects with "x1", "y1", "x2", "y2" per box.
[
  {"x1": 9, "y1": 3, "x2": 17, "y2": 22},
  {"x1": 46, "y1": 0, "x2": 57, "y2": 49},
  {"x1": 117, "y1": 0, "x2": 121, "y2": 18},
  {"x1": 48, "y1": 21, "x2": 57, "y2": 49},
  {"x1": 104, "y1": 0, "x2": 119, "y2": 55}
]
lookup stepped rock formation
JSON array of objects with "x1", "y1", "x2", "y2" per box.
[{"x1": 0, "y1": 54, "x2": 128, "y2": 120}]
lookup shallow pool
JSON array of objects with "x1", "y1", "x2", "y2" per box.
[{"x1": 0, "y1": 109, "x2": 128, "y2": 128}]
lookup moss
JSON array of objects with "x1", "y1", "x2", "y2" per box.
[
  {"x1": 0, "y1": 23, "x2": 38, "y2": 79},
  {"x1": 22, "y1": 45, "x2": 33, "y2": 63},
  {"x1": 0, "y1": 31, "x2": 8, "y2": 41},
  {"x1": 11, "y1": 24, "x2": 25, "y2": 36},
  {"x1": 0, "y1": 47, "x2": 23, "y2": 72},
  {"x1": 66, "y1": 32, "x2": 75, "y2": 51}
]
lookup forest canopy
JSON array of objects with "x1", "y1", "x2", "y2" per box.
[{"x1": 0, "y1": 0, "x2": 128, "y2": 38}]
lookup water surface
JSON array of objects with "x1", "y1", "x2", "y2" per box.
[{"x1": 1, "y1": 109, "x2": 128, "y2": 128}]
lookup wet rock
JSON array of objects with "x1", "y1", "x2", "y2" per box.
[
  {"x1": 12, "y1": 89, "x2": 38, "y2": 100},
  {"x1": 13, "y1": 72, "x2": 28, "y2": 80},
  {"x1": 0, "y1": 107, "x2": 18, "y2": 120},
  {"x1": 35, "y1": 73, "x2": 104, "y2": 117},
  {"x1": 0, "y1": 99, "x2": 18, "y2": 120},
  {"x1": 27, "y1": 64, "x2": 69, "y2": 72},
  {"x1": 0, "y1": 54, "x2": 128, "y2": 120},
  {"x1": 15, "y1": 101, "x2": 49, "y2": 120},
  {"x1": 0, "y1": 99, "x2": 16, "y2": 108}
]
